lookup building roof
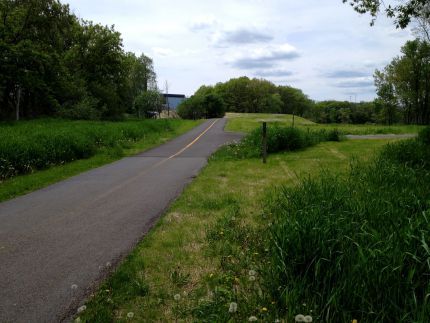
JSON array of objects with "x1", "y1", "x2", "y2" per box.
[{"x1": 163, "y1": 94, "x2": 186, "y2": 98}]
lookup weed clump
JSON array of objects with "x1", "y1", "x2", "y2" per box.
[
  {"x1": 266, "y1": 127, "x2": 430, "y2": 322},
  {"x1": 213, "y1": 125, "x2": 342, "y2": 160}
]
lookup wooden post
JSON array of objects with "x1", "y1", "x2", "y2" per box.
[{"x1": 262, "y1": 122, "x2": 267, "y2": 164}]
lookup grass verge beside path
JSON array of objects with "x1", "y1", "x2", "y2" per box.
[
  {"x1": 0, "y1": 119, "x2": 202, "y2": 202},
  {"x1": 77, "y1": 138, "x2": 398, "y2": 322},
  {"x1": 225, "y1": 112, "x2": 425, "y2": 135}
]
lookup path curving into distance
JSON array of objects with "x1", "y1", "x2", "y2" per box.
[{"x1": 0, "y1": 118, "x2": 242, "y2": 323}]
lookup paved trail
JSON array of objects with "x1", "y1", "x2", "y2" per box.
[
  {"x1": 346, "y1": 133, "x2": 416, "y2": 140},
  {"x1": 0, "y1": 118, "x2": 242, "y2": 323}
]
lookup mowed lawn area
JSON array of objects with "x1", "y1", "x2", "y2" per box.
[
  {"x1": 77, "y1": 114, "x2": 419, "y2": 322},
  {"x1": 225, "y1": 112, "x2": 425, "y2": 134},
  {"x1": 0, "y1": 118, "x2": 202, "y2": 202}
]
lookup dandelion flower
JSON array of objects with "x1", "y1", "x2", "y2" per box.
[
  {"x1": 261, "y1": 307, "x2": 268, "y2": 312},
  {"x1": 304, "y1": 316, "x2": 313, "y2": 322},
  {"x1": 127, "y1": 312, "x2": 134, "y2": 318},
  {"x1": 352, "y1": 320, "x2": 358, "y2": 323},
  {"x1": 71, "y1": 284, "x2": 78, "y2": 290},
  {"x1": 249, "y1": 270, "x2": 257, "y2": 276},
  {"x1": 249, "y1": 316, "x2": 258, "y2": 322},
  {"x1": 249, "y1": 275, "x2": 256, "y2": 282},
  {"x1": 228, "y1": 302, "x2": 238, "y2": 313},
  {"x1": 295, "y1": 314, "x2": 305, "y2": 322},
  {"x1": 174, "y1": 294, "x2": 181, "y2": 301},
  {"x1": 77, "y1": 305, "x2": 86, "y2": 314}
]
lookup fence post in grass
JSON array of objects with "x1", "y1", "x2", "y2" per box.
[{"x1": 262, "y1": 122, "x2": 267, "y2": 164}]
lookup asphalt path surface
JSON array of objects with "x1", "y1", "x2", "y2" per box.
[
  {"x1": 0, "y1": 118, "x2": 242, "y2": 323},
  {"x1": 346, "y1": 133, "x2": 416, "y2": 140}
]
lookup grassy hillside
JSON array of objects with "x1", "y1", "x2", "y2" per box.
[{"x1": 225, "y1": 112, "x2": 425, "y2": 134}]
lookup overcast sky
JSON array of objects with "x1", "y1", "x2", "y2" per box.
[{"x1": 66, "y1": 0, "x2": 413, "y2": 102}]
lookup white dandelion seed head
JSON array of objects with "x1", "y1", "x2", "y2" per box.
[
  {"x1": 295, "y1": 314, "x2": 305, "y2": 322},
  {"x1": 249, "y1": 316, "x2": 258, "y2": 322},
  {"x1": 275, "y1": 320, "x2": 280, "y2": 323},
  {"x1": 127, "y1": 312, "x2": 134, "y2": 318},
  {"x1": 174, "y1": 294, "x2": 181, "y2": 301},
  {"x1": 228, "y1": 302, "x2": 238, "y2": 313},
  {"x1": 304, "y1": 316, "x2": 313, "y2": 322},
  {"x1": 77, "y1": 305, "x2": 86, "y2": 314},
  {"x1": 249, "y1": 275, "x2": 256, "y2": 282},
  {"x1": 248, "y1": 270, "x2": 257, "y2": 276},
  {"x1": 71, "y1": 284, "x2": 78, "y2": 290}
]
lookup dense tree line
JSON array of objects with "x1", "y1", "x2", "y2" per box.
[
  {"x1": 310, "y1": 101, "x2": 377, "y2": 124},
  {"x1": 374, "y1": 39, "x2": 430, "y2": 125},
  {"x1": 178, "y1": 77, "x2": 313, "y2": 119},
  {"x1": 0, "y1": 0, "x2": 159, "y2": 120},
  {"x1": 179, "y1": 76, "x2": 383, "y2": 124}
]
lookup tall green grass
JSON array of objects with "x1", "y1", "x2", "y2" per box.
[
  {"x1": 214, "y1": 125, "x2": 341, "y2": 160},
  {"x1": 266, "y1": 128, "x2": 430, "y2": 322},
  {"x1": 0, "y1": 119, "x2": 185, "y2": 180}
]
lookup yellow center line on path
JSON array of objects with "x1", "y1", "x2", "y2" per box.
[
  {"x1": 166, "y1": 118, "x2": 219, "y2": 159},
  {"x1": 92, "y1": 119, "x2": 220, "y2": 202}
]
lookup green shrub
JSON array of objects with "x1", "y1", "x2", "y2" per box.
[
  {"x1": 58, "y1": 96, "x2": 103, "y2": 120},
  {"x1": 418, "y1": 126, "x2": 430, "y2": 145},
  {"x1": 213, "y1": 125, "x2": 342, "y2": 160},
  {"x1": 266, "y1": 136, "x2": 430, "y2": 322}
]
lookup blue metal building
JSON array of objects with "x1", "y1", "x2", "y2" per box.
[{"x1": 163, "y1": 94, "x2": 186, "y2": 110}]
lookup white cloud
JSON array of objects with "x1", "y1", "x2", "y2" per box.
[
  {"x1": 66, "y1": 0, "x2": 414, "y2": 101},
  {"x1": 189, "y1": 15, "x2": 218, "y2": 31},
  {"x1": 151, "y1": 47, "x2": 174, "y2": 57}
]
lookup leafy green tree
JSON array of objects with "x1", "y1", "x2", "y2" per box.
[
  {"x1": 134, "y1": 90, "x2": 163, "y2": 118},
  {"x1": 277, "y1": 86, "x2": 313, "y2": 117},
  {"x1": 0, "y1": 0, "x2": 158, "y2": 121},
  {"x1": 343, "y1": 0, "x2": 429, "y2": 28},
  {"x1": 204, "y1": 93, "x2": 225, "y2": 118},
  {"x1": 177, "y1": 92, "x2": 225, "y2": 119},
  {"x1": 0, "y1": 0, "x2": 77, "y2": 119},
  {"x1": 374, "y1": 39, "x2": 430, "y2": 124}
]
